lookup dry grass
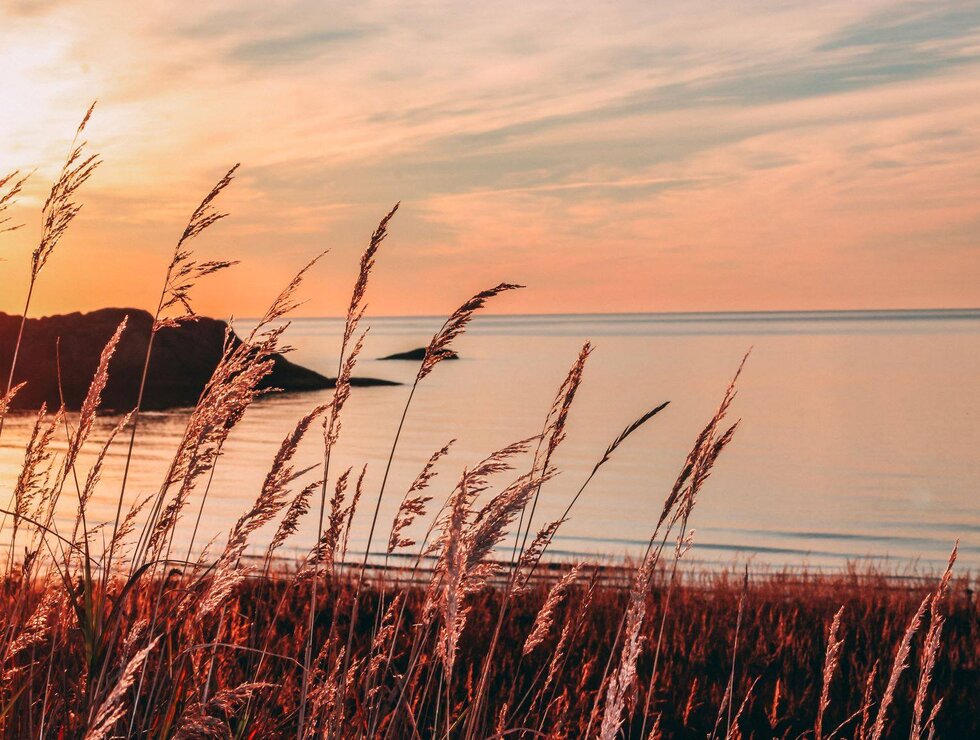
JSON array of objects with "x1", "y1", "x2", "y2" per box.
[
  {"x1": 0, "y1": 565, "x2": 975, "y2": 738},
  {"x1": 0, "y1": 111, "x2": 974, "y2": 739}
]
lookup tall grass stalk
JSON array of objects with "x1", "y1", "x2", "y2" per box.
[
  {"x1": 0, "y1": 105, "x2": 98, "y2": 545},
  {"x1": 296, "y1": 203, "x2": 397, "y2": 737},
  {"x1": 332, "y1": 282, "x2": 522, "y2": 735}
]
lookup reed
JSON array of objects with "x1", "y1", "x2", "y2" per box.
[{"x1": 0, "y1": 119, "x2": 974, "y2": 740}]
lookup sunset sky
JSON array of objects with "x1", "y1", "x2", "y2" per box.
[{"x1": 1, "y1": 0, "x2": 978, "y2": 318}]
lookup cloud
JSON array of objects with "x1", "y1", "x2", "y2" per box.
[
  {"x1": 229, "y1": 27, "x2": 376, "y2": 65},
  {"x1": 819, "y1": 0, "x2": 980, "y2": 51},
  {"x1": 0, "y1": 0, "x2": 978, "y2": 317},
  {"x1": 4, "y1": 0, "x2": 65, "y2": 17}
]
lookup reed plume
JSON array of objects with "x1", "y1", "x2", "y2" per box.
[
  {"x1": 910, "y1": 542, "x2": 958, "y2": 739},
  {"x1": 33, "y1": 102, "x2": 100, "y2": 281},
  {"x1": 513, "y1": 342, "x2": 592, "y2": 585},
  {"x1": 467, "y1": 342, "x2": 666, "y2": 737},
  {"x1": 84, "y1": 638, "x2": 157, "y2": 740},
  {"x1": 430, "y1": 464, "x2": 554, "y2": 702},
  {"x1": 871, "y1": 596, "x2": 929, "y2": 740},
  {"x1": 815, "y1": 605, "x2": 845, "y2": 740},
  {"x1": 141, "y1": 252, "x2": 322, "y2": 567},
  {"x1": 419, "y1": 283, "x2": 523, "y2": 381},
  {"x1": 199, "y1": 404, "x2": 327, "y2": 618},
  {"x1": 345, "y1": 203, "x2": 399, "y2": 345},
  {"x1": 229, "y1": 404, "x2": 328, "y2": 554},
  {"x1": 512, "y1": 518, "x2": 565, "y2": 595},
  {"x1": 77, "y1": 412, "x2": 134, "y2": 529},
  {"x1": 388, "y1": 440, "x2": 454, "y2": 554},
  {"x1": 64, "y1": 318, "x2": 127, "y2": 475},
  {"x1": 174, "y1": 682, "x2": 271, "y2": 739},
  {"x1": 300, "y1": 204, "x2": 395, "y2": 737},
  {"x1": 266, "y1": 477, "x2": 323, "y2": 565},
  {"x1": 341, "y1": 466, "x2": 367, "y2": 563},
  {"x1": 107, "y1": 163, "x2": 242, "y2": 577},
  {"x1": 0, "y1": 170, "x2": 30, "y2": 234},
  {"x1": 142, "y1": 325, "x2": 281, "y2": 561},
  {"x1": 9, "y1": 406, "x2": 60, "y2": 565},
  {"x1": 1, "y1": 104, "x2": 99, "y2": 447},
  {"x1": 155, "y1": 165, "x2": 240, "y2": 330},
  {"x1": 2, "y1": 589, "x2": 59, "y2": 681},
  {"x1": 537, "y1": 342, "x2": 593, "y2": 469},
  {"x1": 857, "y1": 660, "x2": 880, "y2": 740},
  {"x1": 597, "y1": 357, "x2": 744, "y2": 740},
  {"x1": 536, "y1": 574, "x2": 597, "y2": 715},
  {"x1": 522, "y1": 564, "x2": 581, "y2": 655},
  {"x1": 335, "y1": 278, "x2": 522, "y2": 735},
  {"x1": 0, "y1": 384, "x2": 25, "y2": 420},
  {"x1": 296, "y1": 469, "x2": 352, "y2": 582}
]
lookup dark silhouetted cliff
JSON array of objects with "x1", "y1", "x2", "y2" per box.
[{"x1": 0, "y1": 308, "x2": 396, "y2": 410}]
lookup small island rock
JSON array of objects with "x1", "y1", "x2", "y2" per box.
[{"x1": 379, "y1": 347, "x2": 458, "y2": 362}]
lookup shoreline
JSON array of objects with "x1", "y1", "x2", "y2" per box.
[{"x1": 238, "y1": 553, "x2": 978, "y2": 589}]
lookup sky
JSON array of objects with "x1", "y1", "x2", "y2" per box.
[{"x1": 0, "y1": 0, "x2": 978, "y2": 318}]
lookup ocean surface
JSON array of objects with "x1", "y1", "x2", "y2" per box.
[{"x1": 2, "y1": 309, "x2": 978, "y2": 573}]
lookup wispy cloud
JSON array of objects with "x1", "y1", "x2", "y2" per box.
[
  {"x1": 229, "y1": 27, "x2": 377, "y2": 65},
  {"x1": 0, "y1": 0, "x2": 978, "y2": 316}
]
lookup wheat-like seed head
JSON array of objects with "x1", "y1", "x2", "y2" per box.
[
  {"x1": 513, "y1": 517, "x2": 568, "y2": 595},
  {"x1": 0, "y1": 170, "x2": 31, "y2": 235},
  {"x1": 156, "y1": 165, "x2": 241, "y2": 330},
  {"x1": 871, "y1": 595, "x2": 929, "y2": 740},
  {"x1": 146, "y1": 256, "x2": 319, "y2": 565},
  {"x1": 79, "y1": 411, "x2": 134, "y2": 514},
  {"x1": 33, "y1": 103, "x2": 100, "y2": 280},
  {"x1": 815, "y1": 605, "x2": 845, "y2": 740},
  {"x1": 388, "y1": 440, "x2": 454, "y2": 553},
  {"x1": 85, "y1": 637, "x2": 158, "y2": 740},
  {"x1": 910, "y1": 542, "x2": 958, "y2": 740},
  {"x1": 63, "y1": 318, "x2": 127, "y2": 480},
  {"x1": 345, "y1": 203, "x2": 399, "y2": 345},
  {"x1": 523, "y1": 564, "x2": 582, "y2": 655},
  {"x1": 13, "y1": 405, "x2": 60, "y2": 525},
  {"x1": 267, "y1": 477, "x2": 322, "y2": 561},
  {"x1": 419, "y1": 283, "x2": 523, "y2": 381},
  {"x1": 538, "y1": 342, "x2": 592, "y2": 467}
]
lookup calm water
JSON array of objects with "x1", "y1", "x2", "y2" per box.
[{"x1": 2, "y1": 309, "x2": 978, "y2": 572}]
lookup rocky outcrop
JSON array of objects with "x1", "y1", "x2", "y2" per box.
[
  {"x1": 0, "y1": 308, "x2": 397, "y2": 411},
  {"x1": 379, "y1": 347, "x2": 457, "y2": 361}
]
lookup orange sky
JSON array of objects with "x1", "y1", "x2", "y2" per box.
[{"x1": 1, "y1": 0, "x2": 979, "y2": 318}]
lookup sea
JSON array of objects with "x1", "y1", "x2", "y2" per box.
[{"x1": 1, "y1": 309, "x2": 977, "y2": 573}]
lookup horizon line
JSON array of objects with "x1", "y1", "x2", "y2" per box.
[
  {"x1": 5, "y1": 306, "x2": 980, "y2": 322},
  {"x1": 236, "y1": 306, "x2": 980, "y2": 322}
]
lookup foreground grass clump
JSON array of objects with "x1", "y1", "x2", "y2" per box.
[
  {"x1": 2, "y1": 568, "x2": 976, "y2": 738},
  {"x1": 0, "y1": 108, "x2": 972, "y2": 738}
]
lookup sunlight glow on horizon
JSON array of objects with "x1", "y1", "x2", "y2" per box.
[{"x1": 1, "y1": 0, "x2": 979, "y2": 320}]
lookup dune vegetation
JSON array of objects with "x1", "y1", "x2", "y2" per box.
[{"x1": 0, "y1": 108, "x2": 973, "y2": 739}]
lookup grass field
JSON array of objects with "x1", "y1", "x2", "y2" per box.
[{"x1": 1, "y1": 565, "x2": 975, "y2": 738}]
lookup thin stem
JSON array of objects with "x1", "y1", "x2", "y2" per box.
[
  {"x1": 335, "y1": 378, "x2": 419, "y2": 731},
  {"x1": 0, "y1": 278, "x2": 34, "y2": 440},
  {"x1": 297, "y1": 338, "x2": 352, "y2": 737},
  {"x1": 0, "y1": 279, "x2": 36, "y2": 543},
  {"x1": 104, "y1": 324, "x2": 158, "y2": 578}
]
